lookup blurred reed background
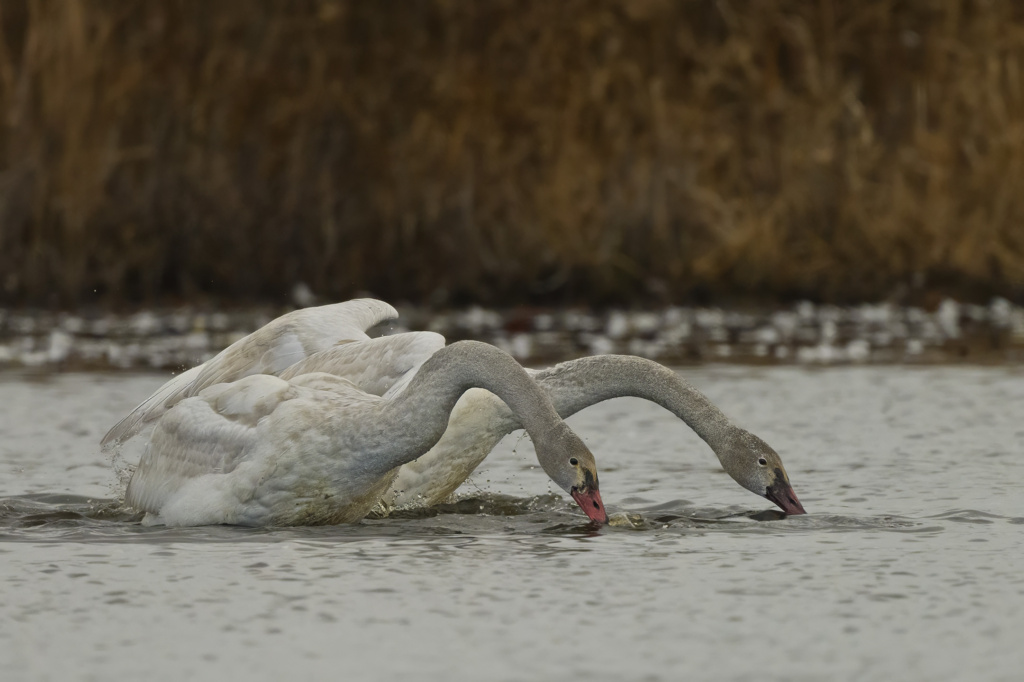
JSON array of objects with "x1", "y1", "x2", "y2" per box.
[{"x1": 1, "y1": 0, "x2": 1023, "y2": 309}]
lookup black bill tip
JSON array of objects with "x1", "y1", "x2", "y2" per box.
[{"x1": 765, "y1": 472, "x2": 806, "y2": 515}]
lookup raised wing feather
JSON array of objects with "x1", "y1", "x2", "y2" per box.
[
  {"x1": 188, "y1": 299, "x2": 398, "y2": 389},
  {"x1": 280, "y1": 332, "x2": 445, "y2": 397},
  {"x1": 99, "y1": 364, "x2": 205, "y2": 451},
  {"x1": 101, "y1": 298, "x2": 398, "y2": 447}
]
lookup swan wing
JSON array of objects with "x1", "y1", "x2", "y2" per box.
[
  {"x1": 124, "y1": 374, "x2": 297, "y2": 515},
  {"x1": 280, "y1": 332, "x2": 445, "y2": 397},
  {"x1": 101, "y1": 299, "x2": 397, "y2": 447},
  {"x1": 100, "y1": 363, "x2": 205, "y2": 448},
  {"x1": 125, "y1": 372, "x2": 376, "y2": 523},
  {"x1": 189, "y1": 298, "x2": 398, "y2": 387}
]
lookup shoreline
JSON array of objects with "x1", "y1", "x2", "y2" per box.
[{"x1": 2, "y1": 299, "x2": 1023, "y2": 372}]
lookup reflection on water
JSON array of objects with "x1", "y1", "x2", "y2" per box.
[{"x1": 1, "y1": 366, "x2": 1022, "y2": 681}]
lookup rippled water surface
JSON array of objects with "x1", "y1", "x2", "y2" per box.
[{"x1": 1, "y1": 366, "x2": 1022, "y2": 681}]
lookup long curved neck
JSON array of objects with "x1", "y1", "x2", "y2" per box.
[
  {"x1": 529, "y1": 356, "x2": 739, "y2": 455},
  {"x1": 369, "y1": 341, "x2": 568, "y2": 474}
]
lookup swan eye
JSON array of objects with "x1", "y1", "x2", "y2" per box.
[
  {"x1": 569, "y1": 457, "x2": 579, "y2": 466},
  {"x1": 758, "y1": 458, "x2": 768, "y2": 466}
]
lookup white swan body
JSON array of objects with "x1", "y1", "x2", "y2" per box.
[
  {"x1": 128, "y1": 373, "x2": 399, "y2": 526},
  {"x1": 124, "y1": 341, "x2": 608, "y2": 526}
]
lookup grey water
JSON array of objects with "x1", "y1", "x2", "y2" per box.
[{"x1": 1, "y1": 366, "x2": 1022, "y2": 681}]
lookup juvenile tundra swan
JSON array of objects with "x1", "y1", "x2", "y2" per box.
[{"x1": 125, "y1": 341, "x2": 607, "y2": 526}]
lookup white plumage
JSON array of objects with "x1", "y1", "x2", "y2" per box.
[
  {"x1": 127, "y1": 372, "x2": 401, "y2": 526},
  {"x1": 101, "y1": 299, "x2": 398, "y2": 447},
  {"x1": 108, "y1": 298, "x2": 804, "y2": 523},
  {"x1": 117, "y1": 334, "x2": 609, "y2": 526}
]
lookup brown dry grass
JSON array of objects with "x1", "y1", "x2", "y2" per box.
[{"x1": 1, "y1": 0, "x2": 1023, "y2": 307}]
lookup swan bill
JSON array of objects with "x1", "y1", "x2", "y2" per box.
[
  {"x1": 571, "y1": 486, "x2": 609, "y2": 524},
  {"x1": 764, "y1": 476, "x2": 806, "y2": 515}
]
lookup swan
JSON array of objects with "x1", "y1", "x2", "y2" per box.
[
  {"x1": 106, "y1": 298, "x2": 804, "y2": 517},
  {"x1": 279, "y1": 333, "x2": 806, "y2": 515},
  {"x1": 124, "y1": 341, "x2": 608, "y2": 526}
]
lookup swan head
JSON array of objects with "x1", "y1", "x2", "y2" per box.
[
  {"x1": 721, "y1": 430, "x2": 806, "y2": 515},
  {"x1": 536, "y1": 424, "x2": 608, "y2": 524}
]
